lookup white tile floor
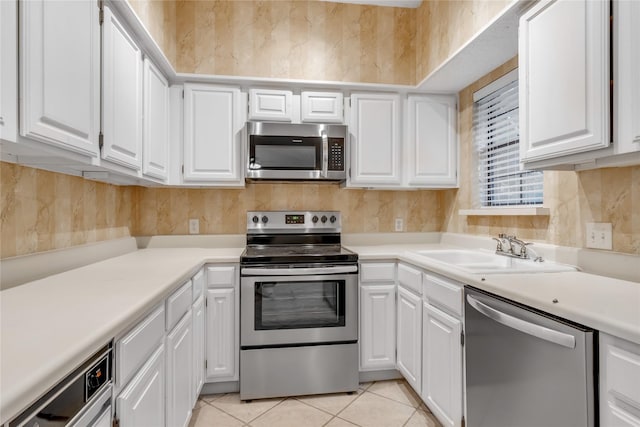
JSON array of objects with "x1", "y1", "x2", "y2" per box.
[{"x1": 190, "y1": 380, "x2": 442, "y2": 427}]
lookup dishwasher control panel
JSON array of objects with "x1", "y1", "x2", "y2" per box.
[{"x1": 86, "y1": 352, "x2": 110, "y2": 401}]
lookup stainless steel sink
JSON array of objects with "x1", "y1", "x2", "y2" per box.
[{"x1": 410, "y1": 249, "x2": 576, "y2": 274}]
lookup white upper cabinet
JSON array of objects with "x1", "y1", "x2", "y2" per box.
[
  {"x1": 183, "y1": 84, "x2": 244, "y2": 185},
  {"x1": 614, "y1": 0, "x2": 640, "y2": 156},
  {"x1": 406, "y1": 95, "x2": 457, "y2": 187},
  {"x1": 301, "y1": 91, "x2": 344, "y2": 123},
  {"x1": 101, "y1": 6, "x2": 143, "y2": 171},
  {"x1": 142, "y1": 58, "x2": 169, "y2": 180},
  {"x1": 349, "y1": 93, "x2": 402, "y2": 186},
  {"x1": 248, "y1": 88, "x2": 293, "y2": 122},
  {"x1": 0, "y1": 0, "x2": 17, "y2": 143},
  {"x1": 519, "y1": 0, "x2": 610, "y2": 163},
  {"x1": 20, "y1": 0, "x2": 100, "y2": 157}
]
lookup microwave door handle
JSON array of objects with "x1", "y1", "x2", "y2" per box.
[{"x1": 321, "y1": 130, "x2": 328, "y2": 178}]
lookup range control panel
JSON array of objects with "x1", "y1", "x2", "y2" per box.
[{"x1": 247, "y1": 211, "x2": 341, "y2": 233}]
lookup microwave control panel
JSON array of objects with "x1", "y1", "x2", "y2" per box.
[{"x1": 328, "y1": 139, "x2": 345, "y2": 171}]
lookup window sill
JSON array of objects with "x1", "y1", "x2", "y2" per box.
[{"x1": 458, "y1": 207, "x2": 550, "y2": 216}]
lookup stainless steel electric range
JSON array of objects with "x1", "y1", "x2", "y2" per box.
[{"x1": 239, "y1": 211, "x2": 359, "y2": 400}]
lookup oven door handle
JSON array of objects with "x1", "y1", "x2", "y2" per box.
[{"x1": 241, "y1": 265, "x2": 358, "y2": 276}]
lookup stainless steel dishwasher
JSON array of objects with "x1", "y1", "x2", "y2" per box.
[{"x1": 464, "y1": 287, "x2": 596, "y2": 427}]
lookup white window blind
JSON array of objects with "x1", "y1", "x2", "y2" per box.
[{"x1": 473, "y1": 75, "x2": 543, "y2": 207}]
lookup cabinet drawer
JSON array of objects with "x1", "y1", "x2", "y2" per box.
[
  {"x1": 603, "y1": 335, "x2": 640, "y2": 410},
  {"x1": 423, "y1": 273, "x2": 463, "y2": 317},
  {"x1": 207, "y1": 266, "x2": 236, "y2": 288},
  {"x1": 166, "y1": 280, "x2": 192, "y2": 331},
  {"x1": 398, "y1": 263, "x2": 422, "y2": 295},
  {"x1": 360, "y1": 263, "x2": 395, "y2": 282},
  {"x1": 192, "y1": 268, "x2": 205, "y2": 302},
  {"x1": 116, "y1": 304, "x2": 165, "y2": 387}
]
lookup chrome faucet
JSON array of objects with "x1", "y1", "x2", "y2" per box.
[{"x1": 493, "y1": 234, "x2": 544, "y2": 262}]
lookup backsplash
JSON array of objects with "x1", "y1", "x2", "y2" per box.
[
  {"x1": 133, "y1": 184, "x2": 445, "y2": 236},
  {"x1": 443, "y1": 57, "x2": 640, "y2": 255},
  {"x1": 0, "y1": 162, "x2": 134, "y2": 258},
  {"x1": 173, "y1": 0, "x2": 416, "y2": 85}
]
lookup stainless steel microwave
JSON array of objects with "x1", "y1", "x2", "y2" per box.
[{"x1": 246, "y1": 122, "x2": 347, "y2": 181}]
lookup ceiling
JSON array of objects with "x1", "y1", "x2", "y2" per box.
[{"x1": 320, "y1": 0, "x2": 423, "y2": 8}]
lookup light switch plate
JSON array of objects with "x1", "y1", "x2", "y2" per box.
[
  {"x1": 586, "y1": 222, "x2": 612, "y2": 250},
  {"x1": 395, "y1": 218, "x2": 404, "y2": 232},
  {"x1": 189, "y1": 218, "x2": 200, "y2": 235}
]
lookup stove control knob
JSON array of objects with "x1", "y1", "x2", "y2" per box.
[
  {"x1": 261, "y1": 216, "x2": 269, "y2": 224},
  {"x1": 252, "y1": 215, "x2": 259, "y2": 224},
  {"x1": 330, "y1": 215, "x2": 337, "y2": 224},
  {"x1": 321, "y1": 215, "x2": 328, "y2": 223},
  {"x1": 312, "y1": 215, "x2": 319, "y2": 224}
]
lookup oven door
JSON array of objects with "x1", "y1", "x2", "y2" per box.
[{"x1": 240, "y1": 266, "x2": 357, "y2": 347}]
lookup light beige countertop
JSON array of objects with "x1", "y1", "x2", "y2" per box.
[
  {"x1": 347, "y1": 244, "x2": 640, "y2": 346},
  {"x1": 0, "y1": 247, "x2": 244, "y2": 425},
  {"x1": 2, "y1": 240, "x2": 639, "y2": 425}
]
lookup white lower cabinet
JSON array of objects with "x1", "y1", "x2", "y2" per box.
[
  {"x1": 397, "y1": 285, "x2": 422, "y2": 393},
  {"x1": 422, "y1": 302, "x2": 463, "y2": 427},
  {"x1": 192, "y1": 295, "x2": 205, "y2": 405},
  {"x1": 600, "y1": 333, "x2": 640, "y2": 427},
  {"x1": 360, "y1": 284, "x2": 396, "y2": 370},
  {"x1": 166, "y1": 310, "x2": 193, "y2": 427},
  {"x1": 117, "y1": 343, "x2": 166, "y2": 427},
  {"x1": 205, "y1": 265, "x2": 239, "y2": 382}
]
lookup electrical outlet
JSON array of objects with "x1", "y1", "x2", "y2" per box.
[
  {"x1": 586, "y1": 222, "x2": 612, "y2": 250},
  {"x1": 189, "y1": 218, "x2": 200, "y2": 235},
  {"x1": 395, "y1": 218, "x2": 404, "y2": 232}
]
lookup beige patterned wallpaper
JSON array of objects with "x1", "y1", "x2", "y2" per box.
[
  {"x1": 131, "y1": 0, "x2": 513, "y2": 85},
  {"x1": 173, "y1": 0, "x2": 416, "y2": 85},
  {"x1": 415, "y1": 0, "x2": 511, "y2": 82},
  {"x1": 0, "y1": 162, "x2": 135, "y2": 258},
  {"x1": 128, "y1": 0, "x2": 177, "y2": 66},
  {"x1": 442, "y1": 57, "x2": 640, "y2": 255},
  {"x1": 133, "y1": 184, "x2": 445, "y2": 235}
]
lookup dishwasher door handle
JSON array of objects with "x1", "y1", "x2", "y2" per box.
[{"x1": 466, "y1": 295, "x2": 576, "y2": 349}]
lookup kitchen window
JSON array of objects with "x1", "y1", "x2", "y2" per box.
[{"x1": 473, "y1": 69, "x2": 543, "y2": 207}]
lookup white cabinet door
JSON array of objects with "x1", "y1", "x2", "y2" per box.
[
  {"x1": 20, "y1": 0, "x2": 100, "y2": 157},
  {"x1": 614, "y1": 0, "x2": 640, "y2": 155},
  {"x1": 397, "y1": 286, "x2": 422, "y2": 393},
  {"x1": 360, "y1": 284, "x2": 396, "y2": 370},
  {"x1": 102, "y1": 6, "x2": 143, "y2": 170},
  {"x1": 349, "y1": 93, "x2": 402, "y2": 186},
  {"x1": 248, "y1": 89, "x2": 293, "y2": 122},
  {"x1": 206, "y1": 287, "x2": 238, "y2": 381},
  {"x1": 0, "y1": 0, "x2": 17, "y2": 143},
  {"x1": 192, "y1": 295, "x2": 205, "y2": 406},
  {"x1": 406, "y1": 95, "x2": 457, "y2": 187},
  {"x1": 519, "y1": 0, "x2": 610, "y2": 162},
  {"x1": 422, "y1": 302, "x2": 462, "y2": 427},
  {"x1": 301, "y1": 91, "x2": 344, "y2": 123},
  {"x1": 183, "y1": 84, "x2": 244, "y2": 184},
  {"x1": 166, "y1": 311, "x2": 193, "y2": 427},
  {"x1": 142, "y1": 58, "x2": 169, "y2": 180},
  {"x1": 117, "y1": 343, "x2": 165, "y2": 427},
  {"x1": 599, "y1": 333, "x2": 640, "y2": 427}
]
